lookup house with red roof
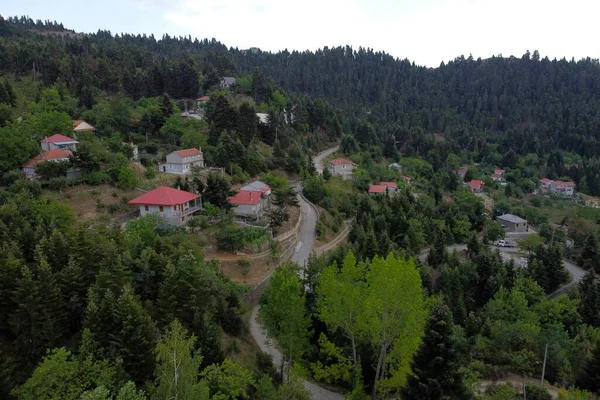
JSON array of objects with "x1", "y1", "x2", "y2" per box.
[
  {"x1": 159, "y1": 148, "x2": 204, "y2": 174},
  {"x1": 73, "y1": 120, "x2": 96, "y2": 133},
  {"x1": 467, "y1": 179, "x2": 485, "y2": 193},
  {"x1": 228, "y1": 190, "x2": 267, "y2": 219},
  {"x1": 368, "y1": 181, "x2": 398, "y2": 195},
  {"x1": 22, "y1": 149, "x2": 72, "y2": 176},
  {"x1": 128, "y1": 186, "x2": 201, "y2": 226},
  {"x1": 41, "y1": 134, "x2": 78, "y2": 152},
  {"x1": 368, "y1": 184, "x2": 386, "y2": 195},
  {"x1": 197, "y1": 96, "x2": 210, "y2": 103},
  {"x1": 328, "y1": 157, "x2": 357, "y2": 179},
  {"x1": 402, "y1": 176, "x2": 412, "y2": 185},
  {"x1": 457, "y1": 167, "x2": 468, "y2": 178}
]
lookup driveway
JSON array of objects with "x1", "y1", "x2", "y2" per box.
[
  {"x1": 249, "y1": 149, "x2": 344, "y2": 400},
  {"x1": 313, "y1": 145, "x2": 340, "y2": 174}
]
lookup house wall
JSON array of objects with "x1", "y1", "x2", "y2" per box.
[
  {"x1": 137, "y1": 203, "x2": 196, "y2": 226},
  {"x1": 232, "y1": 203, "x2": 259, "y2": 217},
  {"x1": 329, "y1": 164, "x2": 355, "y2": 176},
  {"x1": 42, "y1": 142, "x2": 77, "y2": 152},
  {"x1": 498, "y1": 219, "x2": 528, "y2": 233}
]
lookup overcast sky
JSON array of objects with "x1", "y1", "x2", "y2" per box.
[{"x1": 3, "y1": 0, "x2": 599, "y2": 67}]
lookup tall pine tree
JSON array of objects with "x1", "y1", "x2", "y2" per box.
[{"x1": 402, "y1": 298, "x2": 472, "y2": 400}]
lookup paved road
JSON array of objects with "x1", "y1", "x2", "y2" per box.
[
  {"x1": 313, "y1": 145, "x2": 339, "y2": 174},
  {"x1": 249, "y1": 146, "x2": 344, "y2": 400},
  {"x1": 420, "y1": 244, "x2": 586, "y2": 292}
]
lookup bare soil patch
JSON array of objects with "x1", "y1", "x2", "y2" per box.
[{"x1": 43, "y1": 184, "x2": 141, "y2": 222}]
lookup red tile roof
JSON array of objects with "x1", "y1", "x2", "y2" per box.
[
  {"x1": 380, "y1": 181, "x2": 398, "y2": 189},
  {"x1": 174, "y1": 148, "x2": 202, "y2": 158},
  {"x1": 491, "y1": 174, "x2": 504, "y2": 179},
  {"x1": 539, "y1": 178, "x2": 553, "y2": 184},
  {"x1": 228, "y1": 190, "x2": 262, "y2": 205},
  {"x1": 458, "y1": 167, "x2": 468, "y2": 173},
  {"x1": 368, "y1": 184, "x2": 386, "y2": 194},
  {"x1": 329, "y1": 157, "x2": 356, "y2": 166},
  {"x1": 468, "y1": 180, "x2": 485, "y2": 187},
  {"x1": 494, "y1": 169, "x2": 506, "y2": 174},
  {"x1": 403, "y1": 176, "x2": 412, "y2": 184},
  {"x1": 197, "y1": 96, "x2": 210, "y2": 101},
  {"x1": 40, "y1": 134, "x2": 77, "y2": 143},
  {"x1": 128, "y1": 186, "x2": 200, "y2": 206},
  {"x1": 22, "y1": 149, "x2": 72, "y2": 168}
]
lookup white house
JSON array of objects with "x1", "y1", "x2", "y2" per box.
[
  {"x1": 40, "y1": 134, "x2": 78, "y2": 152},
  {"x1": 128, "y1": 186, "x2": 201, "y2": 226},
  {"x1": 256, "y1": 113, "x2": 269, "y2": 124},
  {"x1": 491, "y1": 169, "x2": 506, "y2": 182},
  {"x1": 228, "y1": 190, "x2": 267, "y2": 219},
  {"x1": 220, "y1": 77, "x2": 236, "y2": 88},
  {"x1": 539, "y1": 178, "x2": 554, "y2": 190},
  {"x1": 551, "y1": 181, "x2": 575, "y2": 196},
  {"x1": 159, "y1": 148, "x2": 204, "y2": 174}
]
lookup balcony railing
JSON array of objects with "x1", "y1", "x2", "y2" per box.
[{"x1": 172, "y1": 204, "x2": 202, "y2": 217}]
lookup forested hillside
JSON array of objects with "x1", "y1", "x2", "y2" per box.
[
  {"x1": 2, "y1": 15, "x2": 599, "y2": 193},
  {"x1": 1, "y1": 14, "x2": 600, "y2": 400}
]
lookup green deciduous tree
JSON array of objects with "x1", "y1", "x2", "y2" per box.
[
  {"x1": 201, "y1": 359, "x2": 254, "y2": 399},
  {"x1": 316, "y1": 252, "x2": 366, "y2": 383},
  {"x1": 259, "y1": 262, "x2": 310, "y2": 381},
  {"x1": 361, "y1": 253, "x2": 428, "y2": 398},
  {"x1": 11, "y1": 348, "x2": 115, "y2": 400},
  {"x1": 154, "y1": 320, "x2": 207, "y2": 400}
]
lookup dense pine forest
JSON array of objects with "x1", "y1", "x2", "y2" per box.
[{"x1": 1, "y1": 14, "x2": 600, "y2": 400}]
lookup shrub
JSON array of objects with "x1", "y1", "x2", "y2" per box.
[{"x1": 83, "y1": 172, "x2": 111, "y2": 185}]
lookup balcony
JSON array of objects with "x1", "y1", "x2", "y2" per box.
[{"x1": 172, "y1": 204, "x2": 202, "y2": 217}]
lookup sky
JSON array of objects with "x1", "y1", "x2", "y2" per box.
[{"x1": 2, "y1": 0, "x2": 599, "y2": 67}]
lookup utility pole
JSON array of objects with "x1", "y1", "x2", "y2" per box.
[{"x1": 541, "y1": 342, "x2": 548, "y2": 387}]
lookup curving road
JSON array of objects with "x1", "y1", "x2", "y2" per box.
[
  {"x1": 249, "y1": 146, "x2": 344, "y2": 400},
  {"x1": 420, "y1": 244, "x2": 586, "y2": 294},
  {"x1": 314, "y1": 145, "x2": 340, "y2": 174}
]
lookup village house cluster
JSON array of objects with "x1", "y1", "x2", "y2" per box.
[
  {"x1": 128, "y1": 179, "x2": 273, "y2": 226},
  {"x1": 539, "y1": 178, "x2": 576, "y2": 196},
  {"x1": 21, "y1": 120, "x2": 97, "y2": 179}
]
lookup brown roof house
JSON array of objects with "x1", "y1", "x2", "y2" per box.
[
  {"x1": 328, "y1": 158, "x2": 357, "y2": 179},
  {"x1": 22, "y1": 149, "x2": 72, "y2": 177},
  {"x1": 159, "y1": 148, "x2": 204, "y2": 174}
]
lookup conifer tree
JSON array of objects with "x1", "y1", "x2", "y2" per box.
[
  {"x1": 578, "y1": 269, "x2": 600, "y2": 327},
  {"x1": 111, "y1": 285, "x2": 156, "y2": 384},
  {"x1": 9, "y1": 259, "x2": 66, "y2": 366},
  {"x1": 402, "y1": 298, "x2": 472, "y2": 400}
]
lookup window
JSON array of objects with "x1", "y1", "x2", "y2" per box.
[
  {"x1": 144, "y1": 205, "x2": 149, "y2": 211},
  {"x1": 159, "y1": 206, "x2": 164, "y2": 212}
]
